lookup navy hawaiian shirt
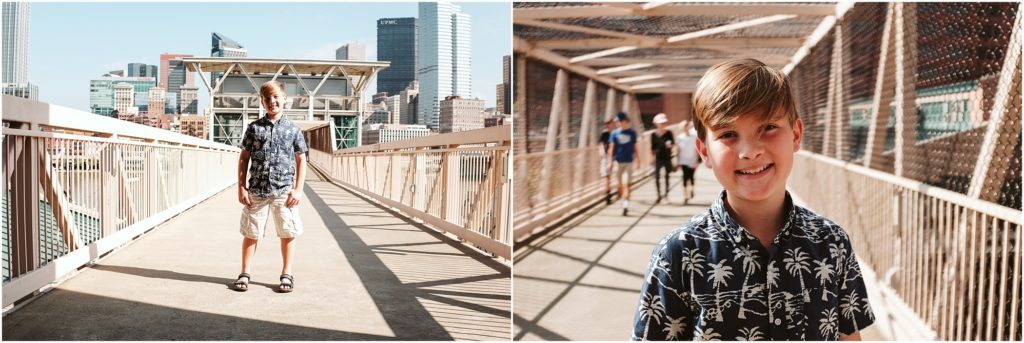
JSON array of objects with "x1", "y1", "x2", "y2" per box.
[
  {"x1": 632, "y1": 191, "x2": 875, "y2": 340},
  {"x1": 241, "y1": 116, "x2": 309, "y2": 198}
]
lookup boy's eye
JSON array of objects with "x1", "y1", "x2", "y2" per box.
[
  {"x1": 765, "y1": 124, "x2": 779, "y2": 130},
  {"x1": 717, "y1": 131, "x2": 737, "y2": 139}
]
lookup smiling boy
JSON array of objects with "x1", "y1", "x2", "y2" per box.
[
  {"x1": 631, "y1": 59, "x2": 875, "y2": 340},
  {"x1": 233, "y1": 81, "x2": 308, "y2": 293}
]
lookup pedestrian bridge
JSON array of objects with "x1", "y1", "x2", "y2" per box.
[
  {"x1": 1, "y1": 95, "x2": 512, "y2": 340},
  {"x1": 512, "y1": 2, "x2": 1021, "y2": 341}
]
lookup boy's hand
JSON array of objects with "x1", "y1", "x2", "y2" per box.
[
  {"x1": 286, "y1": 190, "x2": 302, "y2": 208},
  {"x1": 238, "y1": 187, "x2": 252, "y2": 208}
]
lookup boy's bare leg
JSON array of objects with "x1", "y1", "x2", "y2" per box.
[
  {"x1": 241, "y1": 237, "x2": 258, "y2": 274},
  {"x1": 280, "y1": 237, "x2": 295, "y2": 275}
]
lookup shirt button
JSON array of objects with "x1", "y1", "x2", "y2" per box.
[{"x1": 774, "y1": 318, "x2": 782, "y2": 325}]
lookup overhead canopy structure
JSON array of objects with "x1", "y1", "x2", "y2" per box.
[
  {"x1": 182, "y1": 57, "x2": 390, "y2": 97},
  {"x1": 514, "y1": 2, "x2": 848, "y2": 93},
  {"x1": 180, "y1": 57, "x2": 390, "y2": 149}
]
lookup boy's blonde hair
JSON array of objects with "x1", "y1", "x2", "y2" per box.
[
  {"x1": 259, "y1": 80, "x2": 287, "y2": 99},
  {"x1": 691, "y1": 58, "x2": 799, "y2": 141}
]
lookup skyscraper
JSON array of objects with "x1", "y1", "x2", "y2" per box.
[
  {"x1": 3, "y1": 2, "x2": 36, "y2": 100},
  {"x1": 2, "y1": 2, "x2": 29, "y2": 84},
  {"x1": 336, "y1": 43, "x2": 367, "y2": 61},
  {"x1": 418, "y1": 3, "x2": 472, "y2": 130},
  {"x1": 502, "y1": 55, "x2": 511, "y2": 115},
  {"x1": 90, "y1": 76, "x2": 157, "y2": 117},
  {"x1": 211, "y1": 32, "x2": 246, "y2": 57},
  {"x1": 210, "y1": 32, "x2": 246, "y2": 89},
  {"x1": 161, "y1": 53, "x2": 194, "y2": 113},
  {"x1": 377, "y1": 17, "x2": 417, "y2": 96}
]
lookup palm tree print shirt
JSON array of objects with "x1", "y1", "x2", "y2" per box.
[
  {"x1": 632, "y1": 191, "x2": 875, "y2": 340},
  {"x1": 241, "y1": 116, "x2": 309, "y2": 198}
]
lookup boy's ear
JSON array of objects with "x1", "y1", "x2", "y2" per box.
[
  {"x1": 792, "y1": 118, "x2": 805, "y2": 151},
  {"x1": 696, "y1": 137, "x2": 711, "y2": 168}
]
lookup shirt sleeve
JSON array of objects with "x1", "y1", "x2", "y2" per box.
[
  {"x1": 632, "y1": 232, "x2": 694, "y2": 341},
  {"x1": 293, "y1": 126, "x2": 309, "y2": 154},
  {"x1": 836, "y1": 234, "x2": 876, "y2": 336},
  {"x1": 241, "y1": 123, "x2": 255, "y2": 151}
]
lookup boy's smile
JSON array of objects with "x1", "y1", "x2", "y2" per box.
[{"x1": 697, "y1": 109, "x2": 803, "y2": 204}]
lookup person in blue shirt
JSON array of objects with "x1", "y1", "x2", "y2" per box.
[
  {"x1": 632, "y1": 59, "x2": 874, "y2": 340},
  {"x1": 233, "y1": 81, "x2": 309, "y2": 293},
  {"x1": 607, "y1": 112, "x2": 638, "y2": 216}
]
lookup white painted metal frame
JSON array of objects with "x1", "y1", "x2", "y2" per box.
[
  {"x1": 306, "y1": 125, "x2": 512, "y2": 260},
  {"x1": 1, "y1": 96, "x2": 238, "y2": 307},
  {"x1": 515, "y1": 3, "x2": 841, "y2": 93}
]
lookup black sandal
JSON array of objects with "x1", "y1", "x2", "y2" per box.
[
  {"x1": 278, "y1": 274, "x2": 294, "y2": 293},
  {"x1": 233, "y1": 273, "x2": 251, "y2": 292}
]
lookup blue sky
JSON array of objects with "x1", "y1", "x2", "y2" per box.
[{"x1": 28, "y1": 2, "x2": 511, "y2": 113}]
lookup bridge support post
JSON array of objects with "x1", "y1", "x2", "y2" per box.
[
  {"x1": 863, "y1": 3, "x2": 898, "y2": 171},
  {"x1": 574, "y1": 80, "x2": 597, "y2": 201},
  {"x1": 540, "y1": 69, "x2": 568, "y2": 204},
  {"x1": 892, "y1": 2, "x2": 919, "y2": 178},
  {"x1": 967, "y1": 5, "x2": 1022, "y2": 202}
]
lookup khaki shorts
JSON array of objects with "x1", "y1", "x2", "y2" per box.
[
  {"x1": 239, "y1": 195, "x2": 303, "y2": 239},
  {"x1": 615, "y1": 162, "x2": 634, "y2": 186}
]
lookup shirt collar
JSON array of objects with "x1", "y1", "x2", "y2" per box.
[
  {"x1": 709, "y1": 189, "x2": 798, "y2": 246},
  {"x1": 257, "y1": 115, "x2": 289, "y2": 126}
]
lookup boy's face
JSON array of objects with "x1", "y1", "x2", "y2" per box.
[
  {"x1": 695, "y1": 109, "x2": 803, "y2": 203},
  {"x1": 262, "y1": 92, "x2": 286, "y2": 116},
  {"x1": 618, "y1": 119, "x2": 630, "y2": 129}
]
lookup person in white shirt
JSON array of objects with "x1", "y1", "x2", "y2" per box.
[{"x1": 676, "y1": 121, "x2": 700, "y2": 204}]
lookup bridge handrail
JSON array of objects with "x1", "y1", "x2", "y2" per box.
[
  {"x1": 513, "y1": 123, "x2": 682, "y2": 242},
  {"x1": 306, "y1": 125, "x2": 512, "y2": 260},
  {"x1": 1, "y1": 96, "x2": 238, "y2": 307},
  {"x1": 791, "y1": 150, "x2": 1021, "y2": 341},
  {"x1": 3, "y1": 95, "x2": 238, "y2": 151}
]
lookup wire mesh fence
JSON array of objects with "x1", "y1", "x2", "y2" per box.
[{"x1": 790, "y1": 3, "x2": 1021, "y2": 340}]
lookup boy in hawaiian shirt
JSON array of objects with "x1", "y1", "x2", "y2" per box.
[
  {"x1": 632, "y1": 59, "x2": 875, "y2": 340},
  {"x1": 232, "y1": 81, "x2": 308, "y2": 293}
]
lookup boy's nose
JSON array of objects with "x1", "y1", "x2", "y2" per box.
[{"x1": 737, "y1": 139, "x2": 765, "y2": 160}]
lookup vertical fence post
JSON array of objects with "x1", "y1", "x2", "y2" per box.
[
  {"x1": 892, "y1": 2, "x2": 919, "y2": 177},
  {"x1": 540, "y1": 69, "x2": 567, "y2": 204},
  {"x1": 864, "y1": 3, "x2": 897, "y2": 170}
]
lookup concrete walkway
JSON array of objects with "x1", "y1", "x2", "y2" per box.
[
  {"x1": 3, "y1": 175, "x2": 510, "y2": 340},
  {"x1": 513, "y1": 168, "x2": 884, "y2": 341}
]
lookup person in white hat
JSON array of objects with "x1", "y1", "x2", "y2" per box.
[{"x1": 650, "y1": 113, "x2": 675, "y2": 203}]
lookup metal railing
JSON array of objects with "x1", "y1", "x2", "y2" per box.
[
  {"x1": 1, "y1": 95, "x2": 239, "y2": 307},
  {"x1": 790, "y1": 151, "x2": 1021, "y2": 341},
  {"x1": 306, "y1": 125, "x2": 512, "y2": 260},
  {"x1": 513, "y1": 124, "x2": 680, "y2": 242}
]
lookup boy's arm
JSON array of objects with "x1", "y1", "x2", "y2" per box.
[
  {"x1": 607, "y1": 136, "x2": 617, "y2": 163},
  {"x1": 285, "y1": 152, "x2": 306, "y2": 208},
  {"x1": 237, "y1": 150, "x2": 252, "y2": 207},
  {"x1": 836, "y1": 233, "x2": 876, "y2": 338},
  {"x1": 285, "y1": 131, "x2": 310, "y2": 208}
]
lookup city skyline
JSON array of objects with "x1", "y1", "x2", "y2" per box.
[{"x1": 27, "y1": 2, "x2": 510, "y2": 115}]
